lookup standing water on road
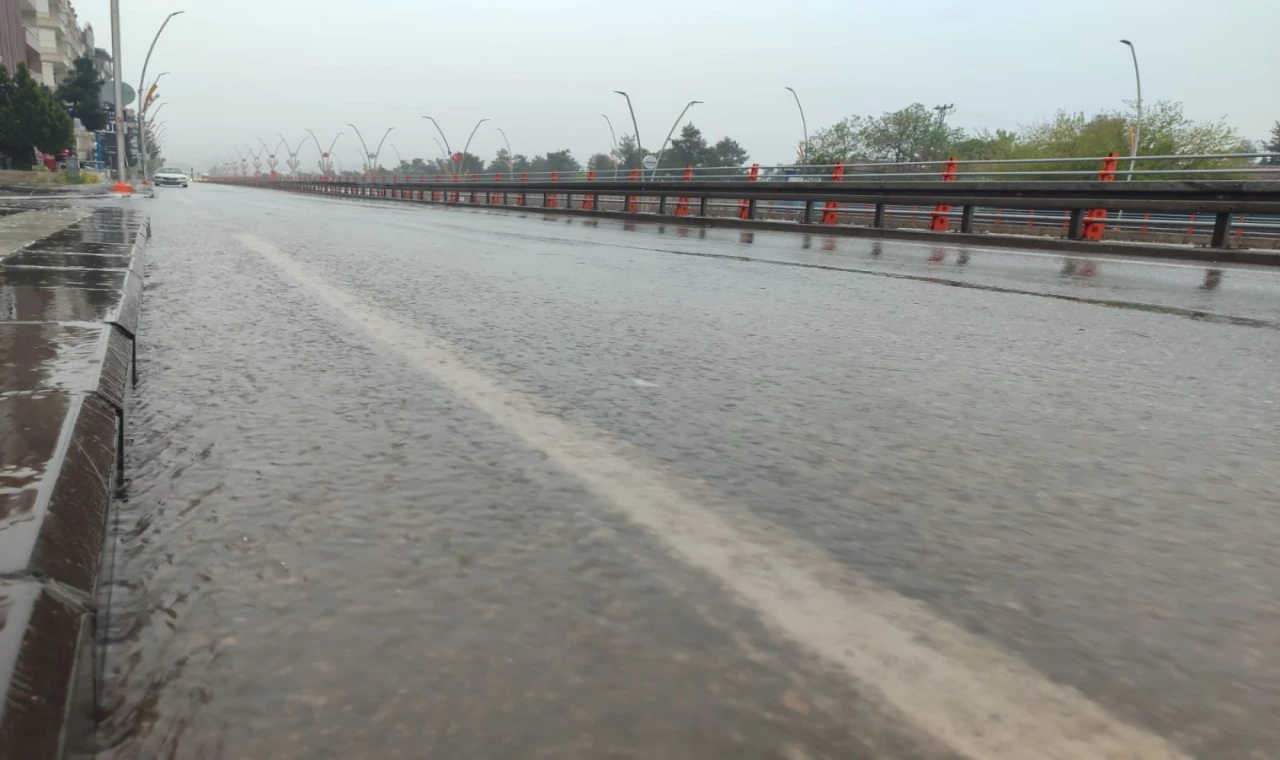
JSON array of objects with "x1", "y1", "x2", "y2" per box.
[{"x1": 90, "y1": 186, "x2": 1280, "y2": 759}]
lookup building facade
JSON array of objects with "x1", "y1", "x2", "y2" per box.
[
  {"x1": 0, "y1": 0, "x2": 42, "y2": 75},
  {"x1": 20, "y1": 0, "x2": 88, "y2": 87}
]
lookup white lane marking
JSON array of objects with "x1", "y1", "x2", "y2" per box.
[
  {"x1": 630, "y1": 377, "x2": 659, "y2": 387},
  {"x1": 238, "y1": 232, "x2": 1191, "y2": 760}
]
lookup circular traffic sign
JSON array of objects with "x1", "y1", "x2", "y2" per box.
[
  {"x1": 641, "y1": 155, "x2": 658, "y2": 170},
  {"x1": 451, "y1": 152, "x2": 464, "y2": 163}
]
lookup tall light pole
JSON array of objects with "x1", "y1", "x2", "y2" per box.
[
  {"x1": 496, "y1": 127, "x2": 514, "y2": 176},
  {"x1": 109, "y1": 0, "x2": 127, "y2": 183},
  {"x1": 613, "y1": 91, "x2": 642, "y2": 154},
  {"x1": 459, "y1": 118, "x2": 488, "y2": 176},
  {"x1": 136, "y1": 11, "x2": 184, "y2": 183},
  {"x1": 388, "y1": 143, "x2": 404, "y2": 172},
  {"x1": 280, "y1": 133, "x2": 314, "y2": 175},
  {"x1": 145, "y1": 101, "x2": 167, "y2": 126},
  {"x1": 601, "y1": 114, "x2": 619, "y2": 179},
  {"x1": 347, "y1": 124, "x2": 393, "y2": 175},
  {"x1": 305, "y1": 129, "x2": 342, "y2": 177},
  {"x1": 1120, "y1": 39, "x2": 1142, "y2": 180},
  {"x1": 785, "y1": 86, "x2": 808, "y2": 165},
  {"x1": 653, "y1": 100, "x2": 703, "y2": 178},
  {"x1": 430, "y1": 137, "x2": 449, "y2": 175}
]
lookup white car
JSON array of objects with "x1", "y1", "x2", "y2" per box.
[{"x1": 154, "y1": 167, "x2": 189, "y2": 187}]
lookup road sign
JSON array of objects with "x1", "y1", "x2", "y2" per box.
[
  {"x1": 451, "y1": 152, "x2": 464, "y2": 163},
  {"x1": 641, "y1": 155, "x2": 658, "y2": 171}
]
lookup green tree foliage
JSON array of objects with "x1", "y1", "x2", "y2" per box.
[
  {"x1": 0, "y1": 64, "x2": 74, "y2": 167},
  {"x1": 586, "y1": 152, "x2": 615, "y2": 172},
  {"x1": 1262, "y1": 122, "x2": 1280, "y2": 165},
  {"x1": 660, "y1": 123, "x2": 708, "y2": 168},
  {"x1": 707, "y1": 136, "x2": 749, "y2": 167},
  {"x1": 528, "y1": 149, "x2": 580, "y2": 174},
  {"x1": 56, "y1": 56, "x2": 107, "y2": 131},
  {"x1": 615, "y1": 134, "x2": 646, "y2": 170}
]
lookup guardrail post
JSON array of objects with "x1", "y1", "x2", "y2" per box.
[
  {"x1": 960, "y1": 204, "x2": 975, "y2": 233},
  {"x1": 582, "y1": 169, "x2": 596, "y2": 211},
  {"x1": 450, "y1": 171, "x2": 460, "y2": 203},
  {"x1": 929, "y1": 157, "x2": 958, "y2": 231},
  {"x1": 1210, "y1": 211, "x2": 1233, "y2": 248},
  {"x1": 433, "y1": 174, "x2": 442, "y2": 202},
  {"x1": 873, "y1": 202, "x2": 885, "y2": 228},
  {"x1": 470, "y1": 174, "x2": 479, "y2": 204},
  {"x1": 801, "y1": 199, "x2": 814, "y2": 224},
  {"x1": 674, "y1": 166, "x2": 693, "y2": 216},
  {"x1": 1067, "y1": 208, "x2": 1085, "y2": 239},
  {"x1": 546, "y1": 171, "x2": 559, "y2": 208},
  {"x1": 492, "y1": 173, "x2": 502, "y2": 205},
  {"x1": 698, "y1": 195, "x2": 708, "y2": 217},
  {"x1": 738, "y1": 164, "x2": 761, "y2": 220},
  {"x1": 519, "y1": 172, "x2": 528, "y2": 206},
  {"x1": 821, "y1": 162, "x2": 845, "y2": 224},
  {"x1": 1083, "y1": 152, "x2": 1118, "y2": 240},
  {"x1": 626, "y1": 167, "x2": 640, "y2": 213}
]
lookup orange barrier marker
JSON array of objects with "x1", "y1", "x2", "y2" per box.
[
  {"x1": 546, "y1": 171, "x2": 560, "y2": 208},
  {"x1": 821, "y1": 163, "x2": 844, "y2": 224},
  {"x1": 929, "y1": 157, "x2": 958, "y2": 231},
  {"x1": 627, "y1": 167, "x2": 640, "y2": 213},
  {"x1": 1082, "y1": 152, "x2": 1118, "y2": 240},
  {"x1": 582, "y1": 169, "x2": 596, "y2": 211},
  {"x1": 492, "y1": 173, "x2": 503, "y2": 205},
  {"x1": 471, "y1": 173, "x2": 480, "y2": 204},
  {"x1": 674, "y1": 166, "x2": 693, "y2": 216},
  {"x1": 739, "y1": 163, "x2": 761, "y2": 220},
  {"x1": 432, "y1": 174, "x2": 442, "y2": 202}
]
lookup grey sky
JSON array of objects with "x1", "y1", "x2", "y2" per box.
[{"x1": 80, "y1": 0, "x2": 1279, "y2": 171}]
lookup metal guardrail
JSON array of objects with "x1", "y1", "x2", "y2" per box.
[{"x1": 212, "y1": 152, "x2": 1280, "y2": 249}]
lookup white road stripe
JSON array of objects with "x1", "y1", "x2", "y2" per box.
[{"x1": 238, "y1": 232, "x2": 1191, "y2": 760}]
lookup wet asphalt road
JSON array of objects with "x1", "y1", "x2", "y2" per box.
[{"x1": 96, "y1": 185, "x2": 1280, "y2": 760}]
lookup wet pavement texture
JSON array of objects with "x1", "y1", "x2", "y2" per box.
[
  {"x1": 97, "y1": 185, "x2": 1280, "y2": 759},
  {"x1": 0, "y1": 204, "x2": 146, "y2": 759}
]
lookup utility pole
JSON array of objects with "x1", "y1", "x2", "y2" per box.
[
  {"x1": 109, "y1": 0, "x2": 127, "y2": 182},
  {"x1": 933, "y1": 104, "x2": 956, "y2": 161}
]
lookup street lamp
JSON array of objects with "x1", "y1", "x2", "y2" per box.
[
  {"x1": 785, "y1": 86, "x2": 809, "y2": 165},
  {"x1": 280, "y1": 133, "x2": 314, "y2": 176},
  {"x1": 430, "y1": 137, "x2": 449, "y2": 175},
  {"x1": 347, "y1": 123, "x2": 393, "y2": 175},
  {"x1": 1119, "y1": 39, "x2": 1142, "y2": 180},
  {"x1": 459, "y1": 118, "x2": 488, "y2": 176},
  {"x1": 496, "y1": 127, "x2": 514, "y2": 176},
  {"x1": 305, "y1": 129, "x2": 342, "y2": 177},
  {"x1": 387, "y1": 143, "x2": 404, "y2": 172},
  {"x1": 601, "y1": 114, "x2": 619, "y2": 179},
  {"x1": 145, "y1": 101, "x2": 167, "y2": 126},
  {"x1": 613, "y1": 91, "x2": 642, "y2": 153},
  {"x1": 653, "y1": 100, "x2": 703, "y2": 178},
  {"x1": 136, "y1": 10, "x2": 184, "y2": 183}
]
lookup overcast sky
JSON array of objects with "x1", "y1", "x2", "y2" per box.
[{"x1": 78, "y1": 0, "x2": 1279, "y2": 171}]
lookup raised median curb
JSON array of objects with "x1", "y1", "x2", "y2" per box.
[{"x1": 0, "y1": 206, "x2": 148, "y2": 760}]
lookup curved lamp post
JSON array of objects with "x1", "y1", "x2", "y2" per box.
[
  {"x1": 260, "y1": 137, "x2": 282, "y2": 177},
  {"x1": 136, "y1": 11, "x2": 184, "y2": 183},
  {"x1": 496, "y1": 127, "x2": 514, "y2": 177},
  {"x1": 305, "y1": 129, "x2": 342, "y2": 177},
  {"x1": 601, "y1": 114, "x2": 619, "y2": 179},
  {"x1": 388, "y1": 143, "x2": 404, "y2": 172},
  {"x1": 280, "y1": 133, "x2": 315, "y2": 175},
  {"x1": 459, "y1": 118, "x2": 488, "y2": 176},
  {"x1": 613, "y1": 91, "x2": 642, "y2": 153},
  {"x1": 784, "y1": 86, "x2": 809, "y2": 164},
  {"x1": 244, "y1": 143, "x2": 265, "y2": 176},
  {"x1": 347, "y1": 124, "x2": 394, "y2": 175},
  {"x1": 1120, "y1": 39, "x2": 1142, "y2": 180},
  {"x1": 430, "y1": 137, "x2": 449, "y2": 175},
  {"x1": 653, "y1": 100, "x2": 703, "y2": 178}
]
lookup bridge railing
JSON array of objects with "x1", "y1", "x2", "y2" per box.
[{"x1": 211, "y1": 152, "x2": 1280, "y2": 250}]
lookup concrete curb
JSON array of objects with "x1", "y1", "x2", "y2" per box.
[{"x1": 0, "y1": 208, "x2": 149, "y2": 760}]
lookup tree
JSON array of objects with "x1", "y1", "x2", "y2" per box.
[
  {"x1": 587, "y1": 152, "x2": 615, "y2": 171},
  {"x1": 860, "y1": 103, "x2": 964, "y2": 163},
  {"x1": 56, "y1": 56, "x2": 106, "y2": 131},
  {"x1": 1263, "y1": 122, "x2": 1280, "y2": 165},
  {"x1": 707, "y1": 136, "x2": 749, "y2": 167},
  {"x1": 615, "y1": 134, "x2": 647, "y2": 170},
  {"x1": 0, "y1": 64, "x2": 74, "y2": 168},
  {"x1": 528, "y1": 149, "x2": 580, "y2": 174},
  {"x1": 660, "y1": 122, "x2": 708, "y2": 168},
  {"x1": 803, "y1": 116, "x2": 869, "y2": 165}
]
